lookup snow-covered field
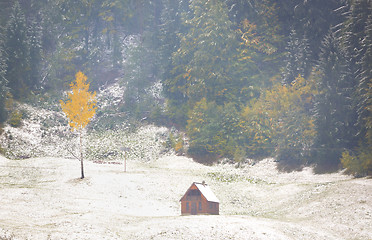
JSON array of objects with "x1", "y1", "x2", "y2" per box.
[{"x1": 0, "y1": 154, "x2": 371, "y2": 240}]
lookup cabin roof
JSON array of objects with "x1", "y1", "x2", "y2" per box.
[
  {"x1": 180, "y1": 182, "x2": 219, "y2": 203},
  {"x1": 195, "y1": 182, "x2": 219, "y2": 203}
]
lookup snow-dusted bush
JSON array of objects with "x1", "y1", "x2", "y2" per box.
[
  {"x1": 85, "y1": 125, "x2": 169, "y2": 162},
  {"x1": 0, "y1": 103, "x2": 76, "y2": 159}
]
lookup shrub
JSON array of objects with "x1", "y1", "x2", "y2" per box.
[
  {"x1": 164, "y1": 132, "x2": 185, "y2": 155},
  {"x1": 8, "y1": 111, "x2": 22, "y2": 128},
  {"x1": 0, "y1": 145, "x2": 5, "y2": 155},
  {"x1": 341, "y1": 149, "x2": 372, "y2": 177},
  {"x1": 0, "y1": 123, "x2": 4, "y2": 135},
  {"x1": 174, "y1": 138, "x2": 184, "y2": 154}
]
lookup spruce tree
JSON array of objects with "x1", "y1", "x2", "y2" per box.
[
  {"x1": 5, "y1": 1, "x2": 30, "y2": 99},
  {"x1": 0, "y1": 38, "x2": 8, "y2": 123},
  {"x1": 160, "y1": 0, "x2": 189, "y2": 126},
  {"x1": 174, "y1": 0, "x2": 239, "y2": 106},
  {"x1": 122, "y1": 0, "x2": 163, "y2": 121},
  {"x1": 356, "y1": 5, "x2": 372, "y2": 141},
  {"x1": 282, "y1": 29, "x2": 312, "y2": 85},
  {"x1": 177, "y1": 0, "x2": 248, "y2": 160},
  {"x1": 291, "y1": 0, "x2": 346, "y2": 62},
  {"x1": 340, "y1": 0, "x2": 371, "y2": 154},
  {"x1": 159, "y1": 0, "x2": 181, "y2": 79},
  {"x1": 312, "y1": 30, "x2": 358, "y2": 170},
  {"x1": 343, "y1": 0, "x2": 371, "y2": 69},
  {"x1": 28, "y1": 19, "x2": 42, "y2": 90}
]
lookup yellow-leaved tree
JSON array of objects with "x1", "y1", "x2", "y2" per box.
[{"x1": 60, "y1": 71, "x2": 97, "y2": 179}]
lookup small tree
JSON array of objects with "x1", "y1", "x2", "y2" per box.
[{"x1": 60, "y1": 71, "x2": 97, "y2": 179}]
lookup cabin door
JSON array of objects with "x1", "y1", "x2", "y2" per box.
[{"x1": 191, "y1": 202, "x2": 197, "y2": 215}]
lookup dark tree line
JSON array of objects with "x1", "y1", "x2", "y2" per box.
[{"x1": 0, "y1": 0, "x2": 371, "y2": 175}]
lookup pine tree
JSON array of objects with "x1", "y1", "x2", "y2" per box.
[
  {"x1": 174, "y1": 0, "x2": 239, "y2": 106},
  {"x1": 360, "y1": 11, "x2": 372, "y2": 127},
  {"x1": 291, "y1": 0, "x2": 346, "y2": 62},
  {"x1": 343, "y1": 0, "x2": 371, "y2": 124},
  {"x1": 5, "y1": 1, "x2": 30, "y2": 99},
  {"x1": 186, "y1": 98, "x2": 220, "y2": 160},
  {"x1": 312, "y1": 30, "x2": 358, "y2": 170},
  {"x1": 356, "y1": 4, "x2": 372, "y2": 141},
  {"x1": 282, "y1": 29, "x2": 311, "y2": 85},
  {"x1": 102, "y1": 0, "x2": 133, "y2": 69},
  {"x1": 0, "y1": 37, "x2": 8, "y2": 123},
  {"x1": 28, "y1": 19, "x2": 42, "y2": 90},
  {"x1": 159, "y1": 0, "x2": 181, "y2": 79},
  {"x1": 121, "y1": 1, "x2": 164, "y2": 121},
  {"x1": 122, "y1": 41, "x2": 155, "y2": 119},
  {"x1": 57, "y1": 0, "x2": 109, "y2": 76},
  {"x1": 341, "y1": 9, "x2": 372, "y2": 176},
  {"x1": 160, "y1": 0, "x2": 189, "y2": 126},
  {"x1": 233, "y1": 0, "x2": 283, "y2": 99},
  {"x1": 0, "y1": 0, "x2": 14, "y2": 28},
  {"x1": 343, "y1": 0, "x2": 371, "y2": 69}
]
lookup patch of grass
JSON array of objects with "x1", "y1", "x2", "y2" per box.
[
  {"x1": 207, "y1": 171, "x2": 268, "y2": 184},
  {"x1": 2, "y1": 183, "x2": 36, "y2": 188}
]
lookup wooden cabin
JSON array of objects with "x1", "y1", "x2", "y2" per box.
[{"x1": 180, "y1": 182, "x2": 219, "y2": 215}]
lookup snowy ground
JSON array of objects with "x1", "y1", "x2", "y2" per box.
[{"x1": 0, "y1": 154, "x2": 371, "y2": 240}]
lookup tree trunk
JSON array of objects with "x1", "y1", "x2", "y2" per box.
[{"x1": 80, "y1": 130, "x2": 84, "y2": 179}]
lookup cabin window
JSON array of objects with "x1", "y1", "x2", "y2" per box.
[
  {"x1": 198, "y1": 202, "x2": 202, "y2": 210},
  {"x1": 209, "y1": 202, "x2": 213, "y2": 209},
  {"x1": 186, "y1": 202, "x2": 189, "y2": 211}
]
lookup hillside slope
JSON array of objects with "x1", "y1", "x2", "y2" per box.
[{"x1": 0, "y1": 155, "x2": 371, "y2": 240}]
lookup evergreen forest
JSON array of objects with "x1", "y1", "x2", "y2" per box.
[{"x1": 0, "y1": 0, "x2": 371, "y2": 176}]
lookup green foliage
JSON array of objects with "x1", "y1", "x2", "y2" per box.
[
  {"x1": 8, "y1": 110, "x2": 22, "y2": 128},
  {"x1": 356, "y1": 10, "x2": 372, "y2": 147},
  {"x1": 160, "y1": 0, "x2": 189, "y2": 126},
  {"x1": 312, "y1": 30, "x2": 358, "y2": 169},
  {"x1": 272, "y1": 76, "x2": 316, "y2": 168},
  {"x1": 172, "y1": 0, "x2": 240, "y2": 107},
  {"x1": 341, "y1": 71, "x2": 372, "y2": 177},
  {"x1": 5, "y1": 1, "x2": 30, "y2": 99},
  {"x1": 236, "y1": 15, "x2": 282, "y2": 90},
  {"x1": 241, "y1": 96, "x2": 275, "y2": 158},
  {"x1": 0, "y1": 122, "x2": 4, "y2": 136},
  {"x1": 0, "y1": 37, "x2": 8, "y2": 123},
  {"x1": 164, "y1": 131, "x2": 185, "y2": 155},
  {"x1": 282, "y1": 29, "x2": 311, "y2": 85},
  {"x1": 233, "y1": 147, "x2": 246, "y2": 165},
  {"x1": 122, "y1": 41, "x2": 162, "y2": 121},
  {"x1": 242, "y1": 75, "x2": 317, "y2": 168},
  {"x1": 341, "y1": 150, "x2": 372, "y2": 177},
  {"x1": 289, "y1": 0, "x2": 345, "y2": 61},
  {"x1": 186, "y1": 98, "x2": 219, "y2": 160},
  {"x1": 0, "y1": 0, "x2": 370, "y2": 174},
  {"x1": 28, "y1": 20, "x2": 42, "y2": 89},
  {"x1": 186, "y1": 98, "x2": 246, "y2": 163},
  {"x1": 171, "y1": 0, "x2": 271, "y2": 163}
]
